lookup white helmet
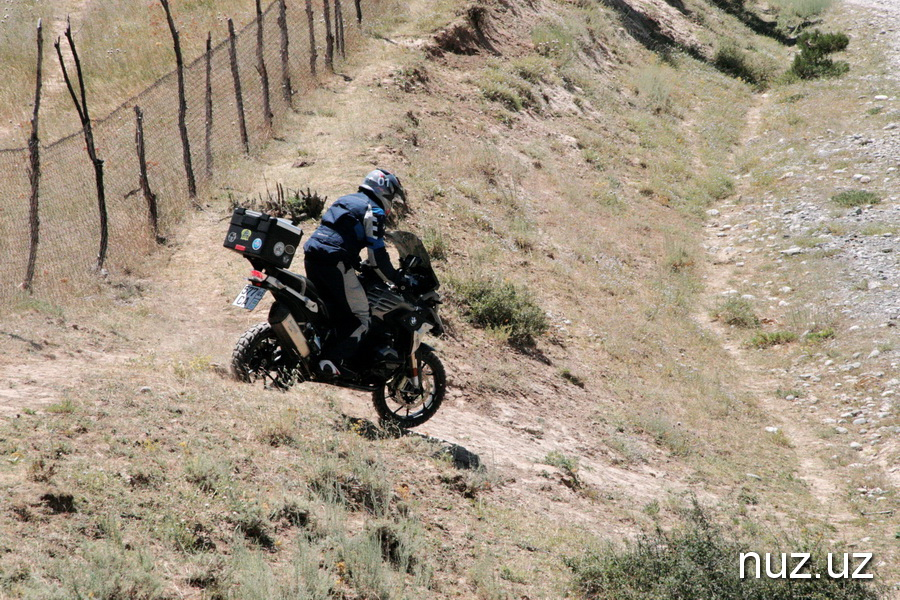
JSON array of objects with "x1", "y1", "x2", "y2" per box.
[{"x1": 359, "y1": 168, "x2": 406, "y2": 214}]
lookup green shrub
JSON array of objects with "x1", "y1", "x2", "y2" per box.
[
  {"x1": 712, "y1": 297, "x2": 760, "y2": 328},
  {"x1": 832, "y1": 190, "x2": 880, "y2": 208},
  {"x1": 715, "y1": 45, "x2": 757, "y2": 84},
  {"x1": 636, "y1": 415, "x2": 692, "y2": 456},
  {"x1": 805, "y1": 328, "x2": 835, "y2": 343},
  {"x1": 58, "y1": 543, "x2": 163, "y2": 600},
  {"x1": 791, "y1": 30, "x2": 850, "y2": 79},
  {"x1": 747, "y1": 331, "x2": 798, "y2": 349},
  {"x1": 776, "y1": 0, "x2": 834, "y2": 18},
  {"x1": 582, "y1": 148, "x2": 604, "y2": 169},
  {"x1": 46, "y1": 399, "x2": 76, "y2": 414},
  {"x1": 714, "y1": 44, "x2": 776, "y2": 89},
  {"x1": 477, "y1": 67, "x2": 538, "y2": 112},
  {"x1": 635, "y1": 65, "x2": 676, "y2": 115},
  {"x1": 773, "y1": 0, "x2": 834, "y2": 33},
  {"x1": 543, "y1": 450, "x2": 579, "y2": 472},
  {"x1": 311, "y1": 457, "x2": 393, "y2": 515},
  {"x1": 229, "y1": 502, "x2": 276, "y2": 550},
  {"x1": 511, "y1": 55, "x2": 556, "y2": 84},
  {"x1": 422, "y1": 226, "x2": 448, "y2": 261},
  {"x1": 531, "y1": 18, "x2": 577, "y2": 62},
  {"x1": 542, "y1": 451, "x2": 581, "y2": 488},
  {"x1": 364, "y1": 519, "x2": 427, "y2": 576},
  {"x1": 560, "y1": 368, "x2": 586, "y2": 388},
  {"x1": 480, "y1": 78, "x2": 525, "y2": 112},
  {"x1": 566, "y1": 501, "x2": 885, "y2": 600},
  {"x1": 452, "y1": 276, "x2": 549, "y2": 346},
  {"x1": 184, "y1": 454, "x2": 232, "y2": 495},
  {"x1": 664, "y1": 245, "x2": 695, "y2": 273}
]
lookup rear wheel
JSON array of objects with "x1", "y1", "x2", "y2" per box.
[
  {"x1": 232, "y1": 322, "x2": 300, "y2": 390},
  {"x1": 372, "y1": 347, "x2": 445, "y2": 428}
]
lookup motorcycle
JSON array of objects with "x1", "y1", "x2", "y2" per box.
[{"x1": 224, "y1": 208, "x2": 446, "y2": 428}]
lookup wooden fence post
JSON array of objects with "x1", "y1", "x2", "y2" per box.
[
  {"x1": 355, "y1": 0, "x2": 362, "y2": 25},
  {"x1": 277, "y1": 0, "x2": 293, "y2": 108},
  {"x1": 55, "y1": 18, "x2": 108, "y2": 270},
  {"x1": 255, "y1": 0, "x2": 273, "y2": 132},
  {"x1": 204, "y1": 32, "x2": 213, "y2": 179},
  {"x1": 324, "y1": 0, "x2": 334, "y2": 73},
  {"x1": 134, "y1": 106, "x2": 162, "y2": 244},
  {"x1": 335, "y1": 0, "x2": 345, "y2": 59},
  {"x1": 228, "y1": 18, "x2": 250, "y2": 154},
  {"x1": 160, "y1": 0, "x2": 197, "y2": 200},
  {"x1": 23, "y1": 19, "x2": 43, "y2": 292},
  {"x1": 305, "y1": 0, "x2": 318, "y2": 77}
]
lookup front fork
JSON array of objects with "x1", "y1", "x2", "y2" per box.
[{"x1": 405, "y1": 323, "x2": 433, "y2": 390}]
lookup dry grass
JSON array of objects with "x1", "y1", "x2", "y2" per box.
[
  {"x1": 1, "y1": 0, "x2": 890, "y2": 595},
  {"x1": 0, "y1": 0, "x2": 256, "y2": 144}
]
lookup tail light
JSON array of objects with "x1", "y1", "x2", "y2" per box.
[{"x1": 248, "y1": 270, "x2": 266, "y2": 286}]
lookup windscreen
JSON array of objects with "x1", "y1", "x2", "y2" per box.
[{"x1": 386, "y1": 231, "x2": 440, "y2": 292}]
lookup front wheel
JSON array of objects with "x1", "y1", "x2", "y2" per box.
[
  {"x1": 373, "y1": 347, "x2": 445, "y2": 428},
  {"x1": 232, "y1": 322, "x2": 300, "y2": 390}
]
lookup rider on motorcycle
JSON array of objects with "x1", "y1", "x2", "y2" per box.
[{"x1": 303, "y1": 168, "x2": 407, "y2": 378}]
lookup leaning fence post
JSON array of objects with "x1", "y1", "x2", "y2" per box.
[
  {"x1": 354, "y1": 0, "x2": 362, "y2": 25},
  {"x1": 24, "y1": 19, "x2": 44, "y2": 292},
  {"x1": 160, "y1": 0, "x2": 197, "y2": 201},
  {"x1": 255, "y1": 0, "x2": 273, "y2": 132},
  {"x1": 335, "y1": 0, "x2": 345, "y2": 59},
  {"x1": 277, "y1": 0, "x2": 293, "y2": 108},
  {"x1": 323, "y1": 0, "x2": 334, "y2": 73},
  {"x1": 228, "y1": 18, "x2": 250, "y2": 154},
  {"x1": 204, "y1": 32, "x2": 213, "y2": 179},
  {"x1": 55, "y1": 18, "x2": 108, "y2": 270},
  {"x1": 305, "y1": 0, "x2": 318, "y2": 77},
  {"x1": 134, "y1": 106, "x2": 162, "y2": 244}
]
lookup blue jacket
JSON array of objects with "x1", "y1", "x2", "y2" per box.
[{"x1": 304, "y1": 191, "x2": 399, "y2": 281}]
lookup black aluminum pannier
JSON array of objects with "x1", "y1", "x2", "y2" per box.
[{"x1": 224, "y1": 208, "x2": 303, "y2": 268}]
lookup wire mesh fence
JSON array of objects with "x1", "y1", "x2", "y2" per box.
[{"x1": 0, "y1": 0, "x2": 374, "y2": 308}]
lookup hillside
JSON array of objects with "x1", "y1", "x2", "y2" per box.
[{"x1": 0, "y1": 0, "x2": 897, "y2": 598}]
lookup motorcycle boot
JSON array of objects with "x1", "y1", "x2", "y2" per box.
[
  {"x1": 316, "y1": 358, "x2": 359, "y2": 382},
  {"x1": 317, "y1": 359, "x2": 342, "y2": 380}
]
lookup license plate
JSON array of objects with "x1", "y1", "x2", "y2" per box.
[{"x1": 233, "y1": 284, "x2": 267, "y2": 311}]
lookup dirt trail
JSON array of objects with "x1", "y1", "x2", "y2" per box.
[
  {"x1": 697, "y1": 91, "x2": 860, "y2": 524},
  {"x1": 43, "y1": 0, "x2": 94, "y2": 94},
  {"x1": 0, "y1": 0, "x2": 93, "y2": 142}
]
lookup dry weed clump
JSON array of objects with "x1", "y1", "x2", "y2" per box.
[
  {"x1": 712, "y1": 297, "x2": 761, "y2": 328},
  {"x1": 234, "y1": 185, "x2": 327, "y2": 225}
]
